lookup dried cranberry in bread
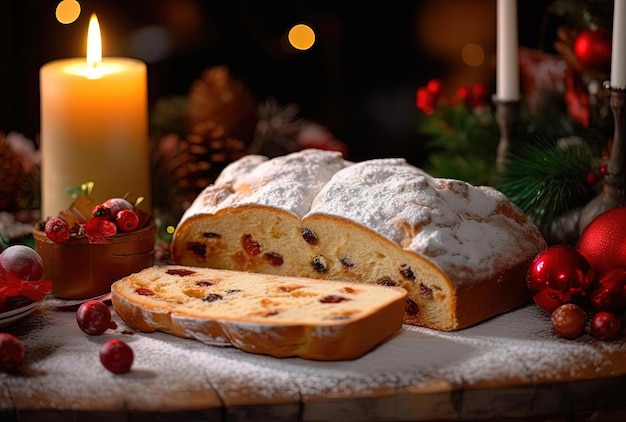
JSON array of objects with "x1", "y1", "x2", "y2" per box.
[
  {"x1": 171, "y1": 149, "x2": 547, "y2": 331},
  {"x1": 110, "y1": 265, "x2": 407, "y2": 360}
]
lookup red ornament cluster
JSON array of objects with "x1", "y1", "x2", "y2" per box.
[
  {"x1": 43, "y1": 197, "x2": 142, "y2": 244},
  {"x1": 415, "y1": 78, "x2": 487, "y2": 115},
  {"x1": 527, "y1": 207, "x2": 626, "y2": 341}
]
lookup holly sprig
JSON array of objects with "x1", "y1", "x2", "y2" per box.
[{"x1": 416, "y1": 79, "x2": 499, "y2": 186}]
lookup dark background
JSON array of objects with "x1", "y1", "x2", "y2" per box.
[{"x1": 0, "y1": 0, "x2": 553, "y2": 165}]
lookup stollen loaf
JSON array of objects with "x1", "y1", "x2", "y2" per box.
[
  {"x1": 110, "y1": 265, "x2": 407, "y2": 360},
  {"x1": 170, "y1": 149, "x2": 547, "y2": 331}
]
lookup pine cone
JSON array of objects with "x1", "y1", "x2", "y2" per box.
[
  {"x1": 187, "y1": 65, "x2": 258, "y2": 143},
  {"x1": 248, "y1": 97, "x2": 304, "y2": 157},
  {"x1": 0, "y1": 133, "x2": 23, "y2": 211}
]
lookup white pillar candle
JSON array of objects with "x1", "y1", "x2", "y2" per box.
[
  {"x1": 496, "y1": 0, "x2": 520, "y2": 101},
  {"x1": 611, "y1": 0, "x2": 626, "y2": 88},
  {"x1": 40, "y1": 14, "x2": 151, "y2": 218}
]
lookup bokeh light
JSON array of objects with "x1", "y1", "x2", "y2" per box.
[
  {"x1": 461, "y1": 43, "x2": 485, "y2": 67},
  {"x1": 288, "y1": 24, "x2": 315, "y2": 51},
  {"x1": 56, "y1": 0, "x2": 81, "y2": 25}
]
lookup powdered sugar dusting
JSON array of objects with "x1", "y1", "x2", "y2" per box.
[
  {"x1": 182, "y1": 149, "x2": 348, "y2": 219},
  {"x1": 309, "y1": 158, "x2": 546, "y2": 282},
  {"x1": 2, "y1": 303, "x2": 624, "y2": 413}
]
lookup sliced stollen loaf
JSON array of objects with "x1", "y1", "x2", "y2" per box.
[
  {"x1": 170, "y1": 149, "x2": 548, "y2": 331},
  {"x1": 110, "y1": 265, "x2": 408, "y2": 360}
]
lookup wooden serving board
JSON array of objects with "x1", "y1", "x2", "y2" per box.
[{"x1": 0, "y1": 301, "x2": 625, "y2": 421}]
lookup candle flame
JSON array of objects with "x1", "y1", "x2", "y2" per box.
[{"x1": 86, "y1": 14, "x2": 102, "y2": 76}]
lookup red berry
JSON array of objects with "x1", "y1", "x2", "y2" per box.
[
  {"x1": 551, "y1": 303, "x2": 587, "y2": 339},
  {"x1": 92, "y1": 198, "x2": 134, "y2": 220},
  {"x1": 585, "y1": 171, "x2": 598, "y2": 185},
  {"x1": 533, "y1": 287, "x2": 572, "y2": 313},
  {"x1": 44, "y1": 217, "x2": 71, "y2": 243},
  {"x1": 590, "y1": 311, "x2": 622, "y2": 341},
  {"x1": 0, "y1": 333, "x2": 25, "y2": 372},
  {"x1": 0, "y1": 245, "x2": 44, "y2": 281},
  {"x1": 100, "y1": 339, "x2": 133, "y2": 374},
  {"x1": 76, "y1": 300, "x2": 117, "y2": 335},
  {"x1": 115, "y1": 209, "x2": 139, "y2": 232}
]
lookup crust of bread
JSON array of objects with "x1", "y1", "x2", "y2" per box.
[{"x1": 111, "y1": 265, "x2": 408, "y2": 361}]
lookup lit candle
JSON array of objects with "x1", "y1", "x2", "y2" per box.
[
  {"x1": 496, "y1": 0, "x2": 520, "y2": 101},
  {"x1": 40, "y1": 14, "x2": 151, "y2": 218},
  {"x1": 611, "y1": 0, "x2": 626, "y2": 88}
]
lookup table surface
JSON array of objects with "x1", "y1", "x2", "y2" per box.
[{"x1": 1, "y1": 299, "x2": 625, "y2": 422}]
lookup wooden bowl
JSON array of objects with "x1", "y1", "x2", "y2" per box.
[{"x1": 33, "y1": 216, "x2": 156, "y2": 300}]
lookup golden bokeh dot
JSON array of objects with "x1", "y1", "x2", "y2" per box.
[
  {"x1": 461, "y1": 43, "x2": 485, "y2": 67},
  {"x1": 56, "y1": 0, "x2": 81, "y2": 24},
  {"x1": 288, "y1": 24, "x2": 315, "y2": 51}
]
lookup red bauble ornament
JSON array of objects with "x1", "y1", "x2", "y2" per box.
[
  {"x1": 573, "y1": 27, "x2": 611, "y2": 75},
  {"x1": 527, "y1": 245, "x2": 595, "y2": 295},
  {"x1": 577, "y1": 207, "x2": 626, "y2": 275},
  {"x1": 589, "y1": 268, "x2": 626, "y2": 312}
]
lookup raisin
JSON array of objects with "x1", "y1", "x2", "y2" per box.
[
  {"x1": 226, "y1": 289, "x2": 242, "y2": 294},
  {"x1": 203, "y1": 232, "x2": 222, "y2": 238},
  {"x1": 399, "y1": 264, "x2": 415, "y2": 281},
  {"x1": 202, "y1": 294, "x2": 223, "y2": 303},
  {"x1": 377, "y1": 277, "x2": 398, "y2": 287},
  {"x1": 312, "y1": 255, "x2": 328, "y2": 273},
  {"x1": 341, "y1": 287, "x2": 356, "y2": 294},
  {"x1": 263, "y1": 252, "x2": 284, "y2": 267},
  {"x1": 242, "y1": 234, "x2": 261, "y2": 256},
  {"x1": 319, "y1": 295, "x2": 350, "y2": 304},
  {"x1": 340, "y1": 256, "x2": 355, "y2": 268},
  {"x1": 264, "y1": 310, "x2": 279, "y2": 317},
  {"x1": 406, "y1": 298, "x2": 419, "y2": 315},
  {"x1": 419, "y1": 284, "x2": 433, "y2": 298},
  {"x1": 135, "y1": 287, "x2": 155, "y2": 296},
  {"x1": 301, "y1": 228, "x2": 319, "y2": 245},
  {"x1": 167, "y1": 268, "x2": 196, "y2": 276},
  {"x1": 187, "y1": 242, "x2": 207, "y2": 259},
  {"x1": 279, "y1": 285, "x2": 303, "y2": 292},
  {"x1": 195, "y1": 280, "x2": 214, "y2": 287}
]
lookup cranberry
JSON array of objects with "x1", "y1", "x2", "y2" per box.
[
  {"x1": 590, "y1": 311, "x2": 622, "y2": 341},
  {"x1": 92, "y1": 198, "x2": 134, "y2": 219},
  {"x1": 551, "y1": 303, "x2": 587, "y2": 339},
  {"x1": 0, "y1": 245, "x2": 44, "y2": 281},
  {"x1": 100, "y1": 339, "x2": 134, "y2": 374},
  {"x1": 115, "y1": 209, "x2": 139, "y2": 232},
  {"x1": 0, "y1": 333, "x2": 25, "y2": 372},
  {"x1": 44, "y1": 217, "x2": 71, "y2": 243},
  {"x1": 76, "y1": 300, "x2": 117, "y2": 335}
]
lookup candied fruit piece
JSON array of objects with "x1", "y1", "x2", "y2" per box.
[
  {"x1": 135, "y1": 287, "x2": 155, "y2": 296},
  {"x1": 167, "y1": 268, "x2": 196, "y2": 276},
  {"x1": 319, "y1": 295, "x2": 350, "y2": 304},
  {"x1": 263, "y1": 252, "x2": 284, "y2": 267},
  {"x1": 195, "y1": 280, "x2": 214, "y2": 287},
  {"x1": 242, "y1": 234, "x2": 262, "y2": 256},
  {"x1": 279, "y1": 284, "x2": 303, "y2": 292}
]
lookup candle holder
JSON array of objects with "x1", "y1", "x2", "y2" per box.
[
  {"x1": 493, "y1": 97, "x2": 520, "y2": 171},
  {"x1": 578, "y1": 86, "x2": 626, "y2": 234}
]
